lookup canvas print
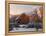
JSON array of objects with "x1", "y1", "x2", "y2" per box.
[{"x1": 9, "y1": 4, "x2": 44, "y2": 32}]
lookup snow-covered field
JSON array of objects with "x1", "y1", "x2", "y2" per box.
[{"x1": 9, "y1": 28, "x2": 42, "y2": 32}]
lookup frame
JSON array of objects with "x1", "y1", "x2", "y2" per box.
[{"x1": 5, "y1": 1, "x2": 45, "y2": 35}]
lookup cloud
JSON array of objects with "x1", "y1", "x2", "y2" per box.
[{"x1": 10, "y1": 4, "x2": 42, "y2": 15}]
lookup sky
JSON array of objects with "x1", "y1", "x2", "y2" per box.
[{"x1": 10, "y1": 4, "x2": 42, "y2": 15}]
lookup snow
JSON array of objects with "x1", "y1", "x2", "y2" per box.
[{"x1": 10, "y1": 28, "x2": 36, "y2": 32}]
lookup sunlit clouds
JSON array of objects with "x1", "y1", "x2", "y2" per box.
[{"x1": 10, "y1": 4, "x2": 42, "y2": 15}]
